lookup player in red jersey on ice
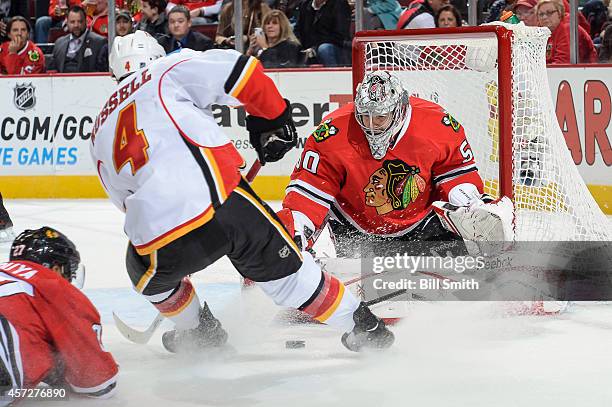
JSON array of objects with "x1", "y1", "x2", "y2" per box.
[
  {"x1": 0, "y1": 227, "x2": 118, "y2": 404},
  {"x1": 279, "y1": 71, "x2": 513, "y2": 257}
]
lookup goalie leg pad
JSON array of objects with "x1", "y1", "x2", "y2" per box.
[{"x1": 433, "y1": 196, "x2": 515, "y2": 241}]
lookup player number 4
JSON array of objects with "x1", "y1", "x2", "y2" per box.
[
  {"x1": 113, "y1": 102, "x2": 150, "y2": 175},
  {"x1": 459, "y1": 140, "x2": 474, "y2": 163}
]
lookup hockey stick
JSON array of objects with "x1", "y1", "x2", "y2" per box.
[{"x1": 113, "y1": 160, "x2": 262, "y2": 344}]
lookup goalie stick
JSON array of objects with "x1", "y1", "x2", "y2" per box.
[{"x1": 113, "y1": 160, "x2": 262, "y2": 344}]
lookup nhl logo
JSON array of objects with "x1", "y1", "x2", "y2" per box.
[
  {"x1": 13, "y1": 83, "x2": 36, "y2": 111},
  {"x1": 278, "y1": 245, "x2": 291, "y2": 259}
]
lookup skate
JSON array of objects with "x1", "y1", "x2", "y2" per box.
[
  {"x1": 341, "y1": 302, "x2": 395, "y2": 352},
  {"x1": 162, "y1": 302, "x2": 228, "y2": 353}
]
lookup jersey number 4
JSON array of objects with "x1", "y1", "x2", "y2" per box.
[{"x1": 113, "y1": 102, "x2": 150, "y2": 175}]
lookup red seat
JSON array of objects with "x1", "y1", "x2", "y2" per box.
[
  {"x1": 192, "y1": 24, "x2": 218, "y2": 40},
  {"x1": 398, "y1": 0, "x2": 412, "y2": 6}
]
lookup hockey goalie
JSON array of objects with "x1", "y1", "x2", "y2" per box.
[{"x1": 278, "y1": 70, "x2": 514, "y2": 258}]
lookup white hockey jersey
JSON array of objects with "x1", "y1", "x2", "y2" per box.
[{"x1": 90, "y1": 49, "x2": 287, "y2": 255}]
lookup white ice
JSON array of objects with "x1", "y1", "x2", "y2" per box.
[{"x1": 2, "y1": 199, "x2": 612, "y2": 407}]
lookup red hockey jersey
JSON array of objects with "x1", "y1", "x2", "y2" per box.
[
  {"x1": 283, "y1": 97, "x2": 484, "y2": 237},
  {"x1": 0, "y1": 260, "x2": 118, "y2": 395},
  {"x1": 0, "y1": 40, "x2": 45, "y2": 75}
]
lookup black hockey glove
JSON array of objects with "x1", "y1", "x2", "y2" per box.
[{"x1": 246, "y1": 99, "x2": 297, "y2": 165}]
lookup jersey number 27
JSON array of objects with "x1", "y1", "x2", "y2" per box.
[{"x1": 113, "y1": 102, "x2": 150, "y2": 175}]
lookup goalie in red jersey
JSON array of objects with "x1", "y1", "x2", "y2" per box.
[{"x1": 279, "y1": 71, "x2": 513, "y2": 257}]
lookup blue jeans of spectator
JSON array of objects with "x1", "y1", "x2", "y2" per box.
[
  {"x1": 35, "y1": 16, "x2": 62, "y2": 43},
  {"x1": 316, "y1": 43, "x2": 344, "y2": 67}
]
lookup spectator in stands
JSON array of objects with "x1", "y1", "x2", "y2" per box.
[
  {"x1": 1, "y1": 0, "x2": 30, "y2": 43},
  {"x1": 582, "y1": 0, "x2": 608, "y2": 39},
  {"x1": 34, "y1": 0, "x2": 80, "y2": 44},
  {"x1": 158, "y1": 5, "x2": 214, "y2": 53},
  {"x1": 137, "y1": 0, "x2": 169, "y2": 38},
  {"x1": 599, "y1": 24, "x2": 612, "y2": 62},
  {"x1": 169, "y1": 0, "x2": 223, "y2": 24},
  {"x1": 537, "y1": 0, "x2": 598, "y2": 64},
  {"x1": 513, "y1": 0, "x2": 537, "y2": 26},
  {"x1": 351, "y1": 0, "x2": 402, "y2": 30},
  {"x1": 268, "y1": 0, "x2": 302, "y2": 21},
  {"x1": 48, "y1": 6, "x2": 108, "y2": 72},
  {"x1": 116, "y1": 9, "x2": 134, "y2": 36},
  {"x1": 215, "y1": 0, "x2": 270, "y2": 49},
  {"x1": 397, "y1": 0, "x2": 449, "y2": 29},
  {"x1": 435, "y1": 3, "x2": 462, "y2": 26},
  {"x1": 247, "y1": 9, "x2": 302, "y2": 67},
  {"x1": 83, "y1": 0, "x2": 109, "y2": 37},
  {"x1": 485, "y1": 0, "x2": 514, "y2": 23},
  {"x1": 0, "y1": 16, "x2": 45, "y2": 74},
  {"x1": 294, "y1": 0, "x2": 352, "y2": 66}
]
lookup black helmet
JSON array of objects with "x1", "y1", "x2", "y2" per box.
[{"x1": 10, "y1": 227, "x2": 81, "y2": 283}]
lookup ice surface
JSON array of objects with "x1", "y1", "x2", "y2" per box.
[{"x1": 2, "y1": 200, "x2": 612, "y2": 407}]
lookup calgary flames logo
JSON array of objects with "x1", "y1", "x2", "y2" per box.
[{"x1": 363, "y1": 159, "x2": 426, "y2": 215}]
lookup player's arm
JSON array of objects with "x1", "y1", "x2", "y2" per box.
[
  {"x1": 430, "y1": 114, "x2": 514, "y2": 241},
  {"x1": 165, "y1": 49, "x2": 296, "y2": 164},
  {"x1": 44, "y1": 286, "x2": 118, "y2": 399},
  {"x1": 279, "y1": 137, "x2": 343, "y2": 249}
]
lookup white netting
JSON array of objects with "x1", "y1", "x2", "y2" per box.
[{"x1": 358, "y1": 23, "x2": 611, "y2": 241}]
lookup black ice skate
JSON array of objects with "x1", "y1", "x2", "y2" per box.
[
  {"x1": 341, "y1": 302, "x2": 395, "y2": 352},
  {"x1": 162, "y1": 302, "x2": 228, "y2": 353}
]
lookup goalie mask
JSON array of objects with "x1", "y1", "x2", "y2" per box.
[
  {"x1": 10, "y1": 227, "x2": 85, "y2": 289},
  {"x1": 355, "y1": 71, "x2": 410, "y2": 160}
]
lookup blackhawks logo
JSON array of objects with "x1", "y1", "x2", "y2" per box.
[
  {"x1": 363, "y1": 159, "x2": 426, "y2": 215},
  {"x1": 27, "y1": 50, "x2": 40, "y2": 62},
  {"x1": 441, "y1": 112, "x2": 461, "y2": 132},
  {"x1": 311, "y1": 119, "x2": 338, "y2": 143}
]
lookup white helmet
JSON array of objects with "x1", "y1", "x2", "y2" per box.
[
  {"x1": 354, "y1": 71, "x2": 409, "y2": 160},
  {"x1": 109, "y1": 30, "x2": 166, "y2": 80}
]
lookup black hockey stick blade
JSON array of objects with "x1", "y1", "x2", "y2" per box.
[{"x1": 113, "y1": 312, "x2": 164, "y2": 344}]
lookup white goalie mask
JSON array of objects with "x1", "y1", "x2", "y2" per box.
[{"x1": 354, "y1": 71, "x2": 410, "y2": 160}]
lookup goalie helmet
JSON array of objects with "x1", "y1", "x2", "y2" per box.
[
  {"x1": 354, "y1": 71, "x2": 410, "y2": 160},
  {"x1": 109, "y1": 30, "x2": 165, "y2": 81},
  {"x1": 10, "y1": 227, "x2": 84, "y2": 287}
]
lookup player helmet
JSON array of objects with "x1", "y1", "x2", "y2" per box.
[
  {"x1": 354, "y1": 71, "x2": 410, "y2": 160},
  {"x1": 109, "y1": 30, "x2": 165, "y2": 81},
  {"x1": 10, "y1": 227, "x2": 85, "y2": 287}
]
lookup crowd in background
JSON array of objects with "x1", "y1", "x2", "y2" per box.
[{"x1": 0, "y1": 0, "x2": 611, "y2": 75}]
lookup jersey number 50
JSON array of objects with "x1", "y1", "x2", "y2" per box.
[{"x1": 113, "y1": 102, "x2": 150, "y2": 175}]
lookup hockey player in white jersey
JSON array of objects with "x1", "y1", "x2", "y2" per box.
[{"x1": 90, "y1": 31, "x2": 394, "y2": 353}]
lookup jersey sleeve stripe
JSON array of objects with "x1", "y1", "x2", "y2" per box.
[
  {"x1": 134, "y1": 206, "x2": 215, "y2": 255},
  {"x1": 288, "y1": 179, "x2": 335, "y2": 202},
  {"x1": 432, "y1": 164, "x2": 478, "y2": 185},
  {"x1": 135, "y1": 251, "x2": 157, "y2": 293},
  {"x1": 0, "y1": 316, "x2": 23, "y2": 390},
  {"x1": 234, "y1": 186, "x2": 303, "y2": 260},
  {"x1": 224, "y1": 55, "x2": 258, "y2": 98}
]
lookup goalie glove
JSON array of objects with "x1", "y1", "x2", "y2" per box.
[
  {"x1": 276, "y1": 208, "x2": 316, "y2": 251},
  {"x1": 432, "y1": 196, "x2": 515, "y2": 241},
  {"x1": 246, "y1": 99, "x2": 297, "y2": 165}
]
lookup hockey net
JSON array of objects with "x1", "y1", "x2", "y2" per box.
[{"x1": 352, "y1": 23, "x2": 611, "y2": 241}]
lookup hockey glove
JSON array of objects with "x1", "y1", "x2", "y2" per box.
[
  {"x1": 276, "y1": 208, "x2": 316, "y2": 251},
  {"x1": 246, "y1": 99, "x2": 297, "y2": 165},
  {"x1": 432, "y1": 195, "x2": 515, "y2": 242}
]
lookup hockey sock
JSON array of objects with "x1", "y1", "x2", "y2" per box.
[
  {"x1": 151, "y1": 278, "x2": 201, "y2": 330},
  {"x1": 258, "y1": 252, "x2": 359, "y2": 332}
]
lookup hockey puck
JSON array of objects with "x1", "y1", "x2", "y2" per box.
[{"x1": 285, "y1": 340, "x2": 306, "y2": 349}]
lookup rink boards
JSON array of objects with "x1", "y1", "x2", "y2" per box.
[{"x1": 0, "y1": 67, "x2": 609, "y2": 213}]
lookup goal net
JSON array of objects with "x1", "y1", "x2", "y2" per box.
[{"x1": 352, "y1": 23, "x2": 611, "y2": 241}]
